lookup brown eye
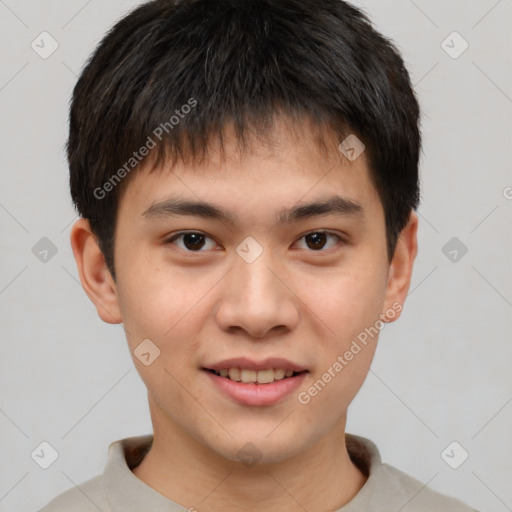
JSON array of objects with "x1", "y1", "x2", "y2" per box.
[
  {"x1": 167, "y1": 232, "x2": 218, "y2": 252},
  {"x1": 182, "y1": 233, "x2": 205, "y2": 251},
  {"x1": 296, "y1": 231, "x2": 342, "y2": 251},
  {"x1": 305, "y1": 232, "x2": 327, "y2": 250}
]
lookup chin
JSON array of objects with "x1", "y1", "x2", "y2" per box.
[{"x1": 201, "y1": 424, "x2": 313, "y2": 467}]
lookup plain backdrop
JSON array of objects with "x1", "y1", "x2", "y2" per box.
[{"x1": 0, "y1": 1, "x2": 511, "y2": 511}]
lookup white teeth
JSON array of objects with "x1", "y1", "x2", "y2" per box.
[
  {"x1": 228, "y1": 368, "x2": 241, "y2": 381},
  {"x1": 273, "y1": 368, "x2": 286, "y2": 380},
  {"x1": 256, "y1": 369, "x2": 274, "y2": 384},
  {"x1": 212, "y1": 368, "x2": 300, "y2": 383},
  {"x1": 241, "y1": 369, "x2": 257, "y2": 383}
]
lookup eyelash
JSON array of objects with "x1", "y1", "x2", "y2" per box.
[{"x1": 164, "y1": 230, "x2": 345, "y2": 253}]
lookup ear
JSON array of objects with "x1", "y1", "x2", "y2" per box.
[
  {"x1": 381, "y1": 211, "x2": 418, "y2": 323},
  {"x1": 70, "y1": 218, "x2": 122, "y2": 324}
]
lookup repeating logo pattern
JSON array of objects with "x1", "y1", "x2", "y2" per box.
[{"x1": 0, "y1": 2, "x2": 509, "y2": 511}]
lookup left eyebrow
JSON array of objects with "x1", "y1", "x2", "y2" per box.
[
  {"x1": 141, "y1": 195, "x2": 365, "y2": 226},
  {"x1": 279, "y1": 195, "x2": 365, "y2": 224}
]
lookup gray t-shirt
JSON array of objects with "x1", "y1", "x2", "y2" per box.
[{"x1": 38, "y1": 434, "x2": 478, "y2": 511}]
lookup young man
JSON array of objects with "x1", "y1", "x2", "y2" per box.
[{"x1": 40, "y1": 0, "x2": 478, "y2": 510}]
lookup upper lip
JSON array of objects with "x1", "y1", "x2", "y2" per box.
[{"x1": 203, "y1": 357, "x2": 308, "y2": 372}]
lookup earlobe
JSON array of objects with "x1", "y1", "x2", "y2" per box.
[
  {"x1": 381, "y1": 211, "x2": 418, "y2": 323},
  {"x1": 70, "y1": 218, "x2": 122, "y2": 324}
]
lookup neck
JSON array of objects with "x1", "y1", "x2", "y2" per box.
[{"x1": 132, "y1": 399, "x2": 367, "y2": 511}]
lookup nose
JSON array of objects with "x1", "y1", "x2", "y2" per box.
[{"x1": 214, "y1": 252, "x2": 300, "y2": 339}]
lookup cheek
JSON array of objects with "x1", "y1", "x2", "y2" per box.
[
  {"x1": 298, "y1": 263, "x2": 387, "y2": 342},
  {"x1": 298, "y1": 293, "x2": 381, "y2": 423},
  {"x1": 117, "y1": 260, "x2": 211, "y2": 340},
  {"x1": 299, "y1": 346, "x2": 377, "y2": 435},
  {"x1": 292, "y1": 263, "x2": 385, "y2": 407}
]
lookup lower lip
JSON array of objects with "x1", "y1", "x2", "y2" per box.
[{"x1": 203, "y1": 370, "x2": 308, "y2": 406}]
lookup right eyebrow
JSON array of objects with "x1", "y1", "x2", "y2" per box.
[{"x1": 141, "y1": 195, "x2": 365, "y2": 226}]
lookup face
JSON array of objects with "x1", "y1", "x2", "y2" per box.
[{"x1": 85, "y1": 117, "x2": 415, "y2": 466}]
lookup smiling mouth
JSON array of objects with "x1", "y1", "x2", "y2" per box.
[{"x1": 203, "y1": 368, "x2": 307, "y2": 384}]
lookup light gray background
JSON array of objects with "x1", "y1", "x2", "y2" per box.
[{"x1": 0, "y1": 1, "x2": 511, "y2": 511}]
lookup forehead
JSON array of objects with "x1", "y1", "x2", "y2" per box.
[{"x1": 117, "y1": 115, "x2": 382, "y2": 223}]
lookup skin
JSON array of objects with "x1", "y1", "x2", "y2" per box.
[{"x1": 71, "y1": 115, "x2": 418, "y2": 511}]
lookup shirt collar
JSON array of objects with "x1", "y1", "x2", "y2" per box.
[
  {"x1": 102, "y1": 433, "x2": 382, "y2": 511},
  {"x1": 103, "y1": 434, "x2": 188, "y2": 511}
]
